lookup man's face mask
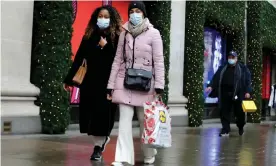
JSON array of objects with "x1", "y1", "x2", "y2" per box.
[{"x1": 228, "y1": 59, "x2": 236, "y2": 65}]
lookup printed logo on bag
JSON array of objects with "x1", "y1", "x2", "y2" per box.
[{"x1": 159, "y1": 110, "x2": 166, "y2": 123}]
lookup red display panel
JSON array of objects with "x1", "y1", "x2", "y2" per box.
[{"x1": 70, "y1": 1, "x2": 130, "y2": 105}]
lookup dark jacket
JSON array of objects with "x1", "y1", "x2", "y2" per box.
[
  {"x1": 208, "y1": 62, "x2": 252, "y2": 108},
  {"x1": 64, "y1": 31, "x2": 119, "y2": 136}
]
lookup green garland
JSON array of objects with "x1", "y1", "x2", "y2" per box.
[
  {"x1": 247, "y1": 1, "x2": 262, "y2": 123},
  {"x1": 145, "y1": 1, "x2": 171, "y2": 104},
  {"x1": 184, "y1": 1, "x2": 205, "y2": 127},
  {"x1": 246, "y1": 1, "x2": 276, "y2": 122},
  {"x1": 204, "y1": 1, "x2": 245, "y2": 61},
  {"x1": 260, "y1": 2, "x2": 276, "y2": 50},
  {"x1": 31, "y1": 2, "x2": 73, "y2": 134},
  {"x1": 184, "y1": 1, "x2": 245, "y2": 127}
]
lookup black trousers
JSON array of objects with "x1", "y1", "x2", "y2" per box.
[{"x1": 220, "y1": 92, "x2": 245, "y2": 133}]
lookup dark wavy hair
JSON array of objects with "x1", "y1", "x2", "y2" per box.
[{"x1": 84, "y1": 5, "x2": 122, "y2": 42}]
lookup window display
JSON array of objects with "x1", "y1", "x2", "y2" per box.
[{"x1": 203, "y1": 27, "x2": 226, "y2": 103}]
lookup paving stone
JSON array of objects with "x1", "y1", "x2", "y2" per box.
[{"x1": 1, "y1": 124, "x2": 276, "y2": 166}]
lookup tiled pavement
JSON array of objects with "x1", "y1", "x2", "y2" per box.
[{"x1": 1, "y1": 124, "x2": 276, "y2": 166}]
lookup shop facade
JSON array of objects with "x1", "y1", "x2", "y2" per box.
[
  {"x1": 1, "y1": 1, "x2": 188, "y2": 134},
  {"x1": 1, "y1": 0, "x2": 275, "y2": 134},
  {"x1": 69, "y1": 1, "x2": 188, "y2": 126}
]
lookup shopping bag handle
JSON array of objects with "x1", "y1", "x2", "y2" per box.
[
  {"x1": 155, "y1": 95, "x2": 163, "y2": 102},
  {"x1": 243, "y1": 97, "x2": 254, "y2": 101}
]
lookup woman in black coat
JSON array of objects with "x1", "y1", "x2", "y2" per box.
[{"x1": 63, "y1": 5, "x2": 122, "y2": 160}]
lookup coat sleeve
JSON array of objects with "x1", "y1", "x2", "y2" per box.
[
  {"x1": 209, "y1": 66, "x2": 223, "y2": 88},
  {"x1": 107, "y1": 32, "x2": 125, "y2": 89},
  {"x1": 63, "y1": 37, "x2": 87, "y2": 85},
  {"x1": 244, "y1": 66, "x2": 252, "y2": 94},
  {"x1": 152, "y1": 29, "x2": 165, "y2": 89}
]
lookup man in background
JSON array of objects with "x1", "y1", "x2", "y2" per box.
[{"x1": 206, "y1": 51, "x2": 252, "y2": 137}]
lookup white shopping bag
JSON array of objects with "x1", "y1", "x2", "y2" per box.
[{"x1": 141, "y1": 98, "x2": 172, "y2": 148}]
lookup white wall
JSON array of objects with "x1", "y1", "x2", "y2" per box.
[
  {"x1": 1, "y1": 1, "x2": 41, "y2": 134},
  {"x1": 1, "y1": 1, "x2": 39, "y2": 97}
]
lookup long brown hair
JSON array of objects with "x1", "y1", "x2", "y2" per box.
[{"x1": 84, "y1": 5, "x2": 122, "y2": 42}]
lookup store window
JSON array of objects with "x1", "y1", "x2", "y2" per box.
[{"x1": 203, "y1": 27, "x2": 226, "y2": 104}]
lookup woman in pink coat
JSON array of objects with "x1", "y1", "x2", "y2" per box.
[{"x1": 106, "y1": 1, "x2": 164, "y2": 166}]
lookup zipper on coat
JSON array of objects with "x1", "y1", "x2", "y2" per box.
[{"x1": 131, "y1": 38, "x2": 136, "y2": 68}]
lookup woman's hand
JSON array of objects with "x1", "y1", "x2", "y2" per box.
[
  {"x1": 155, "y1": 88, "x2": 163, "y2": 96},
  {"x1": 63, "y1": 83, "x2": 70, "y2": 92},
  {"x1": 107, "y1": 89, "x2": 113, "y2": 100},
  {"x1": 107, "y1": 94, "x2": 112, "y2": 100},
  {"x1": 99, "y1": 36, "x2": 107, "y2": 48}
]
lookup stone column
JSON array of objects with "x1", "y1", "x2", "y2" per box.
[
  {"x1": 168, "y1": 1, "x2": 189, "y2": 126},
  {"x1": 268, "y1": 1, "x2": 276, "y2": 8},
  {"x1": 1, "y1": 1, "x2": 41, "y2": 134}
]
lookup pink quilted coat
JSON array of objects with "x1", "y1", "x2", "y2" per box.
[{"x1": 107, "y1": 20, "x2": 165, "y2": 107}]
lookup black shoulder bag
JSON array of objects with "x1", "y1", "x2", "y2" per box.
[{"x1": 123, "y1": 32, "x2": 152, "y2": 92}]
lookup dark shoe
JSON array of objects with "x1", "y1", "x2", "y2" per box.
[
  {"x1": 219, "y1": 129, "x2": 229, "y2": 137},
  {"x1": 101, "y1": 136, "x2": 110, "y2": 152},
  {"x1": 90, "y1": 146, "x2": 102, "y2": 161},
  {"x1": 238, "y1": 128, "x2": 244, "y2": 136}
]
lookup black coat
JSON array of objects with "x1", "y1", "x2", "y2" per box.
[
  {"x1": 208, "y1": 62, "x2": 252, "y2": 108},
  {"x1": 64, "y1": 31, "x2": 118, "y2": 136}
]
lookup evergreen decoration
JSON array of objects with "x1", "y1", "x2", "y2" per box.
[
  {"x1": 145, "y1": 1, "x2": 171, "y2": 104},
  {"x1": 247, "y1": 1, "x2": 262, "y2": 123},
  {"x1": 184, "y1": 1, "x2": 245, "y2": 127},
  {"x1": 31, "y1": 2, "x2": 73, "y2": 134},
  {"x1": 183, "y1": 1, "x2": 205, "y2": 127},
  {"x1": 260, "y1": 2, "x2": 276, "y2": 50},
  {"x1": 247, "y1": 1, "x2": 276, "y2": 122}
]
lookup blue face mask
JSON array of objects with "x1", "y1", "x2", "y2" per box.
[
  {"x1": 228, "y1": 59, "x2": 236, "y2": 65},
  {"x1": 129, "y1": 13, "x2": 143, "y2": 26},
  {"x1": 97, "y1": 18, "x2": 110, "y2": 29}
]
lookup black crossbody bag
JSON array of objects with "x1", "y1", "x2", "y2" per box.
[{"x1": 122, "y1": 32, "x2": 152, "y2": 92}]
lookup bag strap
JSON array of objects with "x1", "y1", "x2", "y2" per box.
[
  {"x1": 82, "y1": 59, "x2": 87, "y2": 67},
  {"x1": 122, "y1": 31, "x2": 128, "y2": 67}
]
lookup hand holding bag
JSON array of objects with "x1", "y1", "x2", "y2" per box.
[
  {"x1": 70, "y1": 87, "x2": 80, "y2": 105},
  {"x1": 72, "y1": 59, "x2": 87, "y2": 85},
  {"x1": 123, "y1": 32, "x2": 152, "y2": 92}
]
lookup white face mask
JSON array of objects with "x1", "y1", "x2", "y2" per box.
[
  {"x1": 129, "y1": 13, "x2": 143, "y2": 26},
  {"x1": 228, "y1": 59, "x2": 237, "y2": 65},
  {"x1": 97, "y1": 18, "x2": 110, "y2": 29}
]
